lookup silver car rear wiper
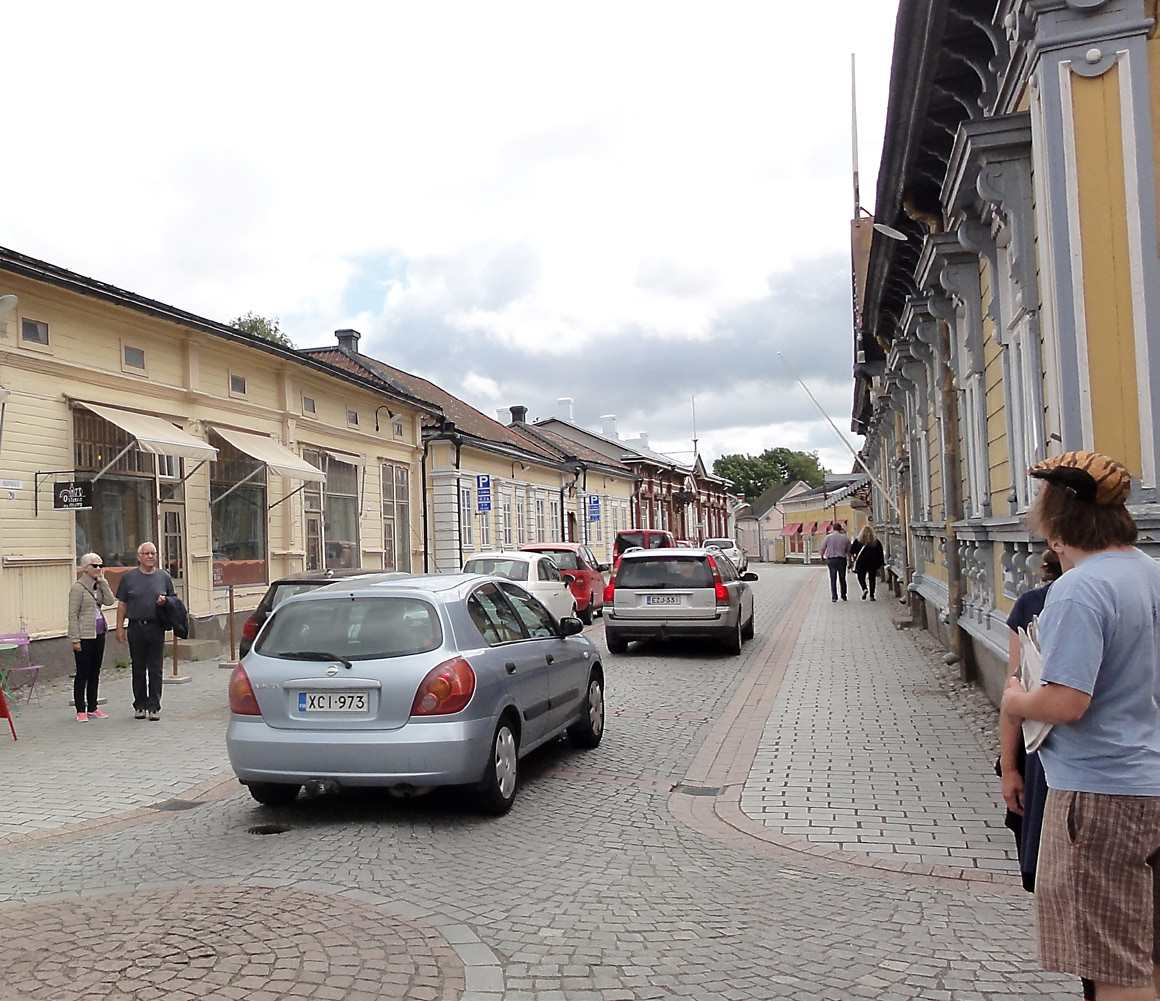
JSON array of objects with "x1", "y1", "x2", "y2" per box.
[{"x1": 278, "y1": 650, "x2": 353, "y2": 669}]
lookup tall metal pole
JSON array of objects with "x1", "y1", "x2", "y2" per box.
[{"x1": 851, "y1": 53, "x2": 860, "y2": 218}]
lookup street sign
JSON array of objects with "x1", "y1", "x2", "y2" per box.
[
  {"x1": 587, "y1": 495, "x2": 601, "y2": 522},
  {"x1": 476, "y1": 474, "x2": 492, "y2": 512}
]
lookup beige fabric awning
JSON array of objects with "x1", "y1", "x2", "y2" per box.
[
  {"x1": 82, "y1": 402, "x2": 218, "y2": 461},
  {"x1": 212, "y1": 427, "x2": 326, "y2": 482}
]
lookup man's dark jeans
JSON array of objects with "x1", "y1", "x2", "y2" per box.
[
  {"x1": 127, "y1": 621, "x2": 166, "y2": 712},
  {"x1": 826, "y1": 557, "x2": 848, "y2": 600}
]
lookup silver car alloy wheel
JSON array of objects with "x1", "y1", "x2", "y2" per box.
[
  {"x1": 589, "y1": 680, "x2": 605, "y2": 736},
  {"x1": 494, "y1": 725, "x2": 518, "y2": 799}
]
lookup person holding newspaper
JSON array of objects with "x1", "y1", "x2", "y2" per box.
[{"x1": 1002, "y1": 451, "x2": 1160, "y2": 1001}]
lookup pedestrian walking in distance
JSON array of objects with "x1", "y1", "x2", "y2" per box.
[
  {"x1": 819, "y1": 522, "x2": 851, "y2": 602},
  {"x1": 850, "y1": 525, "x2": 885, "y2": 601},
  {"x1": 115, "y1": 542, "x2": 175, "y2": 722},
  {"x1": 68, "y1": 553, "x2": 116, "y2": 722},
  {"x1": 1002, "y1": 451, "x2": 1160, "y2": 1000}
]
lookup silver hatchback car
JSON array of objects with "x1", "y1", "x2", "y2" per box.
[
  {"x1": 603, "y1": 548, "x2": 758, "y2": 655},
  {"x1": 226, "y1": 573, "x2": 605, "y2": 814}
]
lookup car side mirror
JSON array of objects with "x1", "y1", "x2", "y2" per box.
[
  {"x1": 559, "y1": 616, "x2": 585, "y2": 636},
  {"x1": 597, "y1": 563, "x2": 609, "y2": 573},
  {"x1": 742, "y1": 572, "x2": 759, "y2": 582}
]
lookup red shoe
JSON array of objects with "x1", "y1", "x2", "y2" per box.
[
  {"x1": 76, "y1": 712, "x2": 89, "y2": 723},
  {"x1": 89, "y1": 708, "x2": 108, "y2": 719}
]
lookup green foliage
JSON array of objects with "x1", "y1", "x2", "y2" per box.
[
  {"x1": 229, "y1": 311, "x2": 293, "y2": 347},
  {"x1": 114, "y1": 657, "x2": 130, "y2": 671},
  {"x1": 713, "y1": 447, "x2": 827, "y2": 498}
]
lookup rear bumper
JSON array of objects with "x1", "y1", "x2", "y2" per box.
[
  {"x1": 604, "y1": 607, "x2": 737, "y2": 641},
  {"x1": 226, "y1": 713, "x2": 495, "y2": 788}
]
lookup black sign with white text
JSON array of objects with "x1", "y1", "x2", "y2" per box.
[{"x1": 54, "y1": 481, "x2": 93, "y2": 511}]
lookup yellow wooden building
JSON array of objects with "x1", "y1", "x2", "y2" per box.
[
  {"x1": 852, "y1": 0, "x2": 1160, "y2": 702},
  {"x1": 776, "y1": 477, "x2": 870, "y2": 564},
  {"x1": 0, "y1": 247, "x2": 435, "y2": 674}
]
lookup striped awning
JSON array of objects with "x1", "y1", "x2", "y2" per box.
[
  {"x1": 779, "y1": 522, "x2": 802, "y2": 536},
  {"x1": 803, "y1": 522, "x2": 818, "y2": 534}
]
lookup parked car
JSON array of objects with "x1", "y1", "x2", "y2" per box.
[
  {"x1": 603, "y1": 547, "x2": 758, "y2": 655},
  {"x1": 703, "y1": 537, "x2": 748, "y2": 573},
  {"x1": 238, "y1": 568, "x2": 388, "y2": 656},
  {"x1": 462, "y1": 551, "x2": 577, "y2": 622},
  {"x1": 674, "y1": 539, "x2": 694, "y2": 548},
  {"x1": 612, "y1": 529, "x2": 677, "y2": 563},
  {"x1": 227, "y1": 573, "x2": 605, "y2": 814},
  {"x1": 520, "y1": 542, "x2": 608, "y2": 624}
]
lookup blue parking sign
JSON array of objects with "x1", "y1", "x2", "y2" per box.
[{"x1": 587, "y1": 495, "x2": 601, "y2": 522}]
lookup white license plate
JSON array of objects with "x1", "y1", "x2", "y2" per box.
[
  {"x1": 645, "y1": 595, "x2": 682, "y2": 605},
  {"x1": 297, "y1": 691, "x2": 368, "y2": 713}
]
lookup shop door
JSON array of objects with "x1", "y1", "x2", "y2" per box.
[
  {"x1": 159, "y1": 503, "x2": 187, "y2": 601},
  {"x1": 305, "y1": 512, "x2": 323, "y2": 571}
]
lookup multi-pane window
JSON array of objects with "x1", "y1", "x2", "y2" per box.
[
  {"x1": 502, "y1": 490, "x2": 513, "y2": 548},
  {"x1": 460, "y1": 485, "x2": 474, "y2": 549},
  {"x1": 535, "y1": 497, "x2": 546, "y2": 542},
  {"x1": 479, "y1": 504, "x2": 491, "y2": 548},
  {"x1": 302, "y1": 449, "x2": 360, "y2": 569},
  {"x1": 382, "y1": 462, "x2": 411, "y2": 571},
  {"x1": 550, "y1": 497, "x2": 560, "y2": 540},
  {"x1": 516, "y1": 494, "x2": 526, "y2": 544}
]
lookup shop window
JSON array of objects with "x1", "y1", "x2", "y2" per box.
[
  {"x1": 324, "y1": 456, "x2": 360, "y2": 569},
  {"x1": 72, "y1": 409, "x2": 156, "y2": 568},
  {"x1": 210, "y1": 432, "x2": 268, "y2": 586}
]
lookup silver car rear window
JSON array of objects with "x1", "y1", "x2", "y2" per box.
[
  {"x1": 617, "y1": 557, "x2": 713, "y2": 590},
  {"x1": 255, "y1": 597, "x2": 442, "y2": 660},
  {"x1": 704, "y1": 539, "x2": 734, "y2": 549}
]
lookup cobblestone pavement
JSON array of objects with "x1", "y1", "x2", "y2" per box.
[{"x1": 0, "y1": 566, "x2": 1076, "y2": 1000}]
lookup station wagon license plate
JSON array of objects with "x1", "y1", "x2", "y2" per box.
[
  {"x1": 645, "y1": 595, "x2": 682, "y2": 605},
  {"x1": 298, "y1": 691, "x2": 368, "y2": 713}
]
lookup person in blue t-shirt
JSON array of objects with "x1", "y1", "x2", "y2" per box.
[{"x1": 1002, "y1": 451, "x2": 1160, "y2": 1001}]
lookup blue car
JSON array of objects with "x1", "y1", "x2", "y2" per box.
[{"x1": 226, "y1": 572, "x2": 604, "y2": 814}]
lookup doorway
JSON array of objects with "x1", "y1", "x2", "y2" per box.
[{"x1": 159, "y1": 502, "x2": 187, "y2": 601}]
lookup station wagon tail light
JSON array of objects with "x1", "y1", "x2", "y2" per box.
[
  {"x1": 706, "y1": 556, "x2": 729, "y2": 604},
  {"x1": 411, "y1": 657, "x2": 476, "y2": 716},
  {"x1": 240, "y1": 614, "x2": 261, "y2": 647},
  {"x1": 603, "y1": 579, "x2": 616, "y2": 603},
  {"x1": 228, "y1": 664, "x2": 261, "y2": 715}
]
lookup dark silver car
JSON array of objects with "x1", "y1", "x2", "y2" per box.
[
  {"x1": 227, "y1": 573, "x2": 605, "y2": 814},
  {"x1": 603, "y1": 548, "x2": 757, "y2": 655}
]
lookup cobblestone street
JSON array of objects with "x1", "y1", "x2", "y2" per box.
[{"x1": 0, "y1": 565, "x2": 1076, "y2": 1000}]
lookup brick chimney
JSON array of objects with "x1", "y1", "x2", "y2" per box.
[
  {"x1": 510, "y1": 405, "x2": 528, "y2": 424},
  {"x1": 335, "y1": 328, "x2": 361, "y2": 353}
]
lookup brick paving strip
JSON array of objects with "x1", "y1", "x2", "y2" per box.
[{"x1": 667, "y1": 571, "x2": 1023, "y2": 894}]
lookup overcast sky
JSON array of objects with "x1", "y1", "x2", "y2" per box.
[{"x1": 4, "y1": 1, "x2": 899, "y2": 474}]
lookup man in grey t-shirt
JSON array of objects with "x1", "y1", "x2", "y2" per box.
[
  {"x1": 819, "y1": 523, "x2": 851, "y2": 602},
  {"x1": 115, "y1": 542, "x2": 175, "y2": 721}
]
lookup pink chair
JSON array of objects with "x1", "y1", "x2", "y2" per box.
[{"x1": 0, "y1": 633, "x2": 43, "y2": 707}]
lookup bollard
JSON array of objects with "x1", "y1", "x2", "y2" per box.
[
  {"x1": 228, "y1": 585, "x2": 236, "y2": 661},
  {"x1": 171, "y1": 632, "x2": 179, "y2": 677}
]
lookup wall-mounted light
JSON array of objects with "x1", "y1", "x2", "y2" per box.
[
  {"x1": 374, "y1": 405, "x2": 397, "y2": 431},
  {"x1": 873, "y1": 223, "x2": 908, "y2": 242},
  {"x1": 0, "y1": 295, "x2": 18, "y2": 315}
]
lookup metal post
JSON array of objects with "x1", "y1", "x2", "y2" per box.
[
  {"x1": 228, "y1": 585, "x2": 236, "y2": 661},
  {"x1": 171, "y1": 632, "x2": 178, "y2": 677}
]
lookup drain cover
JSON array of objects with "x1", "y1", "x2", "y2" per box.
[{"x1": 673, "y1": 784, "x2": 722, "y2": 797}]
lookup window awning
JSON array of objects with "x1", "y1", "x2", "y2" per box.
[
  {"x1": 82, "y1": 402, "x2": 218, "y2": 461},
  {"x1": 212, "y1": 427, "x2": 326, "y2": 482},
  {"x1": 803, "y1": 521, "x2": 818, "y2": 534},
  {"x1": 779, "y1": 522, "x2": 802, "y2": 536}
]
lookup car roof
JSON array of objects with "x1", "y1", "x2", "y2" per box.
[
  {"x1": 303, "y1": 572, "x2": 487, "y2": 600},
  {"x1": 618, "y1": 547, "x2": 711, "y2": 559},
  {"x1": 269, "y1": 568, "x2": 385, "y2": 585},
  {"x1": 464, "y1": 551, "x2": 542, "y2": 563},
  {"x1": 520, "y1": 542, "x2": 583, "y2": 551}
]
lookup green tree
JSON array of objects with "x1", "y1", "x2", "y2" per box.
[
  {"x1": 712, "y1": 447, "x2": 827, "y2": 498},
  {"x1": 229, "y1": 311, "x2": 293, "y2": 347}
]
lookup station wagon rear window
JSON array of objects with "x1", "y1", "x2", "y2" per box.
[
  {"x1": 255, "y1": 597, "x2": 441, "y2": 660},
  {"x1": 463, "y1": 558, "x2": 529, "y2": 581},
  {"x1": 617, "y1": 556, "x2": 714, "y2": 590}
]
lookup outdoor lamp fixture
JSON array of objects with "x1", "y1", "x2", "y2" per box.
[
  {"x1": 374, "y1": 405, "x2": 397, "y2": 432},
  {"x1": 0, "y1": 294, "x2": 18, "y2": 314},
  {"x1": 872, "y1": 222, "x2": 908, "y2": 241}
]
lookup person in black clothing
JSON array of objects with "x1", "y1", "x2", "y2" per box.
[
  {"x1": 115, "y1": 542, "x2": 175, "y2": 721},
  {"x1": 998, "y1": 549, "x2": 1093, "y2": 1000},
  {"x1": 850, "y1": 525, "x2": 885, "y2": 600}
]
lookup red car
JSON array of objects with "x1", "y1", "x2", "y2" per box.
[{"x1": 520, "y1": 542, "x2": 609, "y2": 625}]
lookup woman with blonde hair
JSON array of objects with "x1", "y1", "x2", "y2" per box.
[
  {"x1": 850, "y1": 525, "x2": 885, "y2": 600},
  {"x1": 68, "y1": 553, "x2": 116, "y2": 722}
]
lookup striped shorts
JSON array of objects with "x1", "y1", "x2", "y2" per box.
[{"x1": 1037, "y1": 789, "x2": 1160, "y2": 987}]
